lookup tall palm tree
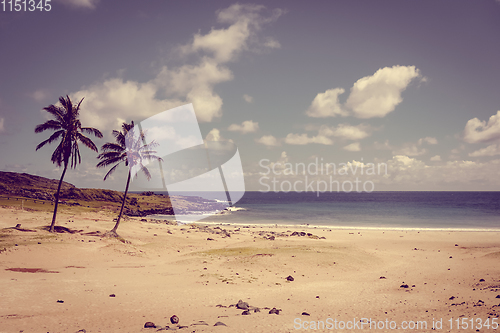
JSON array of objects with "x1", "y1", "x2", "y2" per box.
[
  {"x1": 97, "y1": 121, "x2": 162, "y2": 235},
  {"x1": 35, "y1": 95, "x2": 103, "y2": 232}
]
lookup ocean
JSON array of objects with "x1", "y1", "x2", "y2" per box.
[{"x1": 149, "y1": 191, "x2": 500, "y2": 230}]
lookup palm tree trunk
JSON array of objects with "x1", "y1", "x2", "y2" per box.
[
  {"x1": 49, "y1": 163, "x2": 68, "y2": 232},
  {"x1": 111, "y1": 171, "x2": 131, "y2": 233}
]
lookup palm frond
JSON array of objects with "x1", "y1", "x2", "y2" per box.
[
  {"x1": 35, "y1": 130, "x2": 65, "y2": 150},
  {"x1": 34, "y1": 120, "x2": 62, "y2": 133},
  {"x1": 76, "y1": 132, "x2": 98, "y2": 152},
  {"x1": 100, "y1": 142, "x2": 124, "y2": 153},
  {"x1": 97, "y1": 155, "x2": 124, "y2": 168},
  {"x1": 103, "y1": 163, "x2": 121, "y2": 181},
  {"x1": 82, "y1": 127, "x2": 103, "y2": 139}
]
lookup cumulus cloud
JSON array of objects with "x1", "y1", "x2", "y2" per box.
[
  {"x1": 283, "y1": 123, "x2": 371, "y2": 146},
  {"x1": 58, "y1": 0, "x2": 99, "y2": 9},
  {"x1": 463, "y1": 111, "x2": 500, "y2": 143},
  {"x1": 306, "y1": 65, "x2": 423, "y2": 119},
  {"x1": 74, "y1": 79, "x2": 182, "y2": 134},
  {"x1": 180, "y1": 4, "x2": 283, "y2": 63},
  {"x1": 346, "y1": 65, "x2": 422, "y2": 118},
  {"x1": 205, "y1": 128, "x2": 222, "y2": 141},
  {"x1": 392, "y1": 136, "x2": 437, "y2": 156},
  {"x1": 228, "y1": 120, "x2": 259, "y2": 133},
  {"x1": 243, "y1": 94, "x2": 254, "y2": 103},
  {"x1": 284, "y1": 133, "x2": 333, "y2": 145},
  {"x1": 418, "y1": 137, "x2": 438, "y2": 145},
  {"x1": 343, "y1": 142, "x2": 360, "y2": 152},
  {"x1": 70, "y1": 4, "x2": 281, "y2": 134},
  {"x1": 469, "y1": 144, "x2": 500, "y2": 157},
  {"x1": 393, "y1": 145, "x2": 427, "y2": 156},
  {"x1": 319, "y1": 124, "x2": 371, "y2": 141},
  {"x1": 306, "y1": 88, "x2": 347, "y2": 118},
  {"x1": 430, "y1": 155, "x2": 441, "y2": 161},
  {"x1": 256, "y1": 134, "x2": 280, "y2": 146}
]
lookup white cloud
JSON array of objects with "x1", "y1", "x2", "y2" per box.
[
  {"x1": 463, "y1": 110, "x2": 500, "y2": 143},
  {"x1": 393, "y1": 145, "x2": 427, "y2": 156},
  {"x1": 430, "y1": 155, "x2": 441, "y2": 161},
  {"x1": 58, "y1": 0, "x2": 99, "y2": 9},
  {"x1": 469, "y1": 144, "x2": 500, "y2": 157},
  {"x1": 392, "y1": 136, "x2": 437, "y2": 156},
  {"x1": 180, "y1": 4, "x2": 283, "y2": 63},
  {"x1": 70, "y1": 4, "x2": 282, "y2": 134},
  {"x1": 306, "y1": 65, "x2": 422, "y2": 119},
  {"x1": 343, "y1": 142, "x2": 360, "y2": 152},
  {"x1": 228, "y1": 120, "x2": 259, "y2": 133},
  {"x1": 282, "y1": 123, "x2": 371, "y2": 146},
  {"x1": 243, "y1": 94, "x2": 254, "y2": 103},
  {"x1": 73, "y1": 78, "x2": 182, "y2": 135},
  {"x1": 256, "y1": 134, "x2": 280, "y2": 146},
  {"x1": 205, "y1": 128, "x2": 234, "y2": 144},
  {"x1": 306, "y1": 88, "x2": 347, "y2": 118},
  {"x1": 345, "y1": 65, "x2": 422, "y2": 118},
  {"x1": 263, "y1": 37, "x2": 281, "y2": 49},
  {"x1": 320, "y1": 124, "x2": 371, "y2": 141},
  {"x1": 418, "y1": 137, "x2": 438, "y2": 145},
  {"x1": 284, "y1": 133, "x2": 333, "y2": 145}
]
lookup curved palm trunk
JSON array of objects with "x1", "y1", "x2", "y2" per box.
[
  {"x1": 49, "y1": 163, "x2": 69, "y2": 232},
  {"x1": 111, "y1": 171, "x2": 131, "y2": 233}
]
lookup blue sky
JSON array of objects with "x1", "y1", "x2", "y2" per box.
[{"x1": 1, "y1": 0, "x2": 500, "y2": 191}]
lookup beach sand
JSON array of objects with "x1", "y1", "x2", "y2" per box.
[{"x1": 0, "y1": 206, "x2": 499, "y2": 332}]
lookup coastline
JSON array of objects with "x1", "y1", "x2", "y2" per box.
[{"x1": 1, "y1": 206, "x2": 500, "y2": 332}]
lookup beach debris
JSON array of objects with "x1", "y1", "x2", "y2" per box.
[
  {"x1": 76, "y1": 330, "x2": 86, "y2": 333},
  {"x1": 302, "y1": 312, "x2": 310, "y2": 316},
  {"x1": 379, "y1": 276, "x2": 386, "y2": 279},
  {"x1": 455, "y1": 244, "x2": 459, "y2": 246},
  {"x1": 268, "y1": 235, "x2": 275, "y2": 240},
  {"x1": 286, "y1": 275, "x2": 294, "y2": 282},
  {"x1": 57, "y1": 300, "x2": 64, "y2": 303},
  {"x1": 480, "y1": 278, "x2": 486, "y2": 282},
  {"x1": 170, "y1": 315, "x2": 179, "y2": 324},
  {"x1": 316, "y1": 296, "x2": 320, "y2": 299},
  {"x1": 254, "y1": 308, "x2": 260, "y2": 313},
  {"x1": 400, "y1": 284, "x2": 409, "y2": 288},
  {"x1": 449, "y1": 256, "x2": 452, "y2": 258},
  {"x1": 242, "y1": 310, "x2": 251, "y2": 315},
  {"x1": 214, "y1": 321, "x2": 227, "y2": 326},
  {"x1": 236, "y1": 299, "x2": 249, "y2": 310},
  {"x1": 143, "y1": 321, "x2": 156, "y2": 328},
  {"x1": 109, "y1": 294, "x2": 116, "y2": 297},
  {"x1": 269, "y1": 308, "x2": 280, "y2": 315},
  {"x1": 192, "y1": 321, "x2": 209, "y2": 326},
  {"x1": 449, "y1": 296, "x2": 455, "y2": 300},
  {"x1": 496, "y1": 295, "x2": 500, "y2": 298},
  {"x1": 207, "y1": 237, "x2": 214, "y2": 241}
]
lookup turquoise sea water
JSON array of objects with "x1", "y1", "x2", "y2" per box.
[{"x1": 150, "y1": 191, "x2": 500, "y2": 230}]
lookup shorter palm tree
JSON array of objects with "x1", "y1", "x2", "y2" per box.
[
  {"x1": 35, "y1": 95, "x2": 103, "y2": 232},
  {"x1": 97, "y1": 121, "x2": 162, "y2": 236}
]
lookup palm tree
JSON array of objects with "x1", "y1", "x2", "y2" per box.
[
  {"x1": 35, "y1": 95, "x2": 103, "y2": 232},
  {"x1": 97, "y1": 121, "x2": 162, "y2": 236}
]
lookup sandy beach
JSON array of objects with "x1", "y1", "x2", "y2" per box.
[{"x1": 1, "y1": 206, "x2": 499, "y2": 333}]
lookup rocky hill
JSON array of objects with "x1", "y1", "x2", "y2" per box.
[{"x1": 0, "y1": 171, "x2": 124, "y2": 202}]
